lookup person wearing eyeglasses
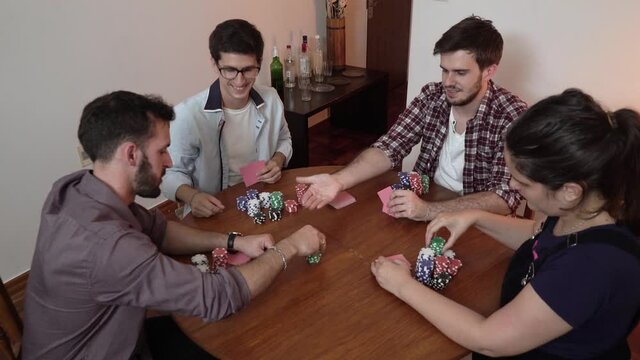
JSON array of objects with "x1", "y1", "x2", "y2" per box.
[{"x1": 161, "y1": 19, "x2": 292, "y2": 218}]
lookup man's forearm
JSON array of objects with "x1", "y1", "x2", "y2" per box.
[
  {"x1": 333, "y1": 147, "x2": 392, "y2": 190},
  {"x1": 175, "y1": 184, "x2": 199, "y2": 204},
  {"x1": 161, "y1": 221, "x2": 225, "y2": 255},
  {"x1": 235, "y1": 239, "x2": 297, "y2": 298},
  {"x1": 425, "y1": 191, "x2": 511, "y2": 221}
]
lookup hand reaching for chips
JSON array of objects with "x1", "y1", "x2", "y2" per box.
[{"x1": 415, "y1": 236, "x2": 463, "y2": 290}]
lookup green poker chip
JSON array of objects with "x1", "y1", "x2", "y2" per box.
[{"x1": 429, "y1": 236, "x2": 446, "y2": 256}]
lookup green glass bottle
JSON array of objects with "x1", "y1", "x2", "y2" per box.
[{"x1": 270, "y1": 46, "x2": 284, "y2": 97}]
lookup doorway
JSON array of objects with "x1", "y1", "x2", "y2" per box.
[{"x1": 366, "y1": 0, "x2": 412, "y2": 127}]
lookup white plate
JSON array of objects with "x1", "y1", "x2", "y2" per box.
[
  {"x1": 341, "y1": 69, "x2": 365, "y2": 77},
  {"x1": 310, "y1": 83, "x2": 336, "y2": 92}
]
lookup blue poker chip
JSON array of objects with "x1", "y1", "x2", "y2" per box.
[{"x1": 246, "y1": 189, "x2": 259, "y2": 200}]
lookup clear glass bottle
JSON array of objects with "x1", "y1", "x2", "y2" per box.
[
  {"x1": 284, "y1": 44, "x2": 296, "y2": 88},
  {"x1": 270, "y1": 46, "x2": 284, "y2": 96},
  {"x1": 298, "y1": 35, "x2": 311, "y2": 78},
  {"x1": 313, "y1": 34, "x2": 324, "y2": 83}
]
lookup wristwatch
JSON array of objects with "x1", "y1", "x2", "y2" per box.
[{"x1": 227, "y1": 232, "x2": 242, "y2": 253}]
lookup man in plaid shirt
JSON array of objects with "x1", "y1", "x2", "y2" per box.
[{"x1": 298, "y1": 16, "x2": 527, "y2": 221}]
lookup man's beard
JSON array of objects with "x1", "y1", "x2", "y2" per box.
[
  {"x1": 445, "y1": 76, "x2": 482, "y2": 106},
  {"x1": 133, "y1": 153, "x2": 162, "y2": 198}
]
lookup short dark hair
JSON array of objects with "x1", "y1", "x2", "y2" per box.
[
  {"x1": 209, "y1": 19, "x2": 264, "y2": 65},
  {"x1": 78, "y1": 91, "x2": 174, "y2": 162},
  {"x1": 506, "y1": 89, "x2": 640, "y2": 229},
  {"x1": 433, "y1": 15, "x2": 503, "y2": 70}
]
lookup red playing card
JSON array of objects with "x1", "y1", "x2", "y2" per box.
[
  {"x1": 377, "y1": 186, "x2": 393, "y2": 216},
  {"x1": 240, "y1": 160, "x2": 266, "y2": 187},
  {"x1": 329, "y1": 191, "x2": 356, "y2": 209},
  {"x1": 228, "y1": 252, "x2": 251, "y2": 266},
  {"x1": 386, "y1": 254, "x2": 411, "y2": 268}
]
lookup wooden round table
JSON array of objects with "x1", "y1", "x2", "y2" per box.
[{"x1": 170, "y1": 166, "x2": 513, "y2": 359}]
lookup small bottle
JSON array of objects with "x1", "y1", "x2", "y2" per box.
[
  {"x1": 299, "y1": 35, "x2": 311, "y2": 77},
  {"x1": 270, "y1": 46, "x2": 284, "y2": 96},
  {"x1": 284, "y1": 45, "x2": 296, "y2": 88},
  {"x1": 312, "y1": 34, "x2": 324, "y2": 82}
]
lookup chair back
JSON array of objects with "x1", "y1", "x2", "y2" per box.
[{"x1": 0, "y1": 277, "x2": 22, "y2": 360}]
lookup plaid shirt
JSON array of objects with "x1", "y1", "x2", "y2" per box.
[{"x1": 373, "y1": 81, "x2": 527, "y2": 212}]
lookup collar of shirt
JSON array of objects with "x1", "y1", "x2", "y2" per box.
[
  {"x1": 435, "y1": 80, "x2": 497, "y2": 126},
  {"x1": 74, "y1": 170, "x2": 145, "y2": 233},
  {"x1": 203, "y1": 79, "x2": 265, "y2": 112}
]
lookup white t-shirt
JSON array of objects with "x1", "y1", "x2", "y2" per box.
[
  {"x1": 433, "y1": 110, "x2": 465, "y2": 194},
  {"x1": 222, "y1": 102, "x2": 258, "y2": 186}
]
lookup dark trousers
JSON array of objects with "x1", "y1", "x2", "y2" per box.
[{"x1": 144, "y1": 316, "x2": 217, "y2": 360}]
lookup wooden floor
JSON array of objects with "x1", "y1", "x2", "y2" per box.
[{"x1": 308, "y1": 84, "x2": 407, "y2": 166}]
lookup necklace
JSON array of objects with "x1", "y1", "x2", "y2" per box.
[
  {"x1": 556, "y1": 217, "x2": 588, "y2": 236},
  {"x1": 520, "y1": 218, "x2": 585, "y2": 286}
]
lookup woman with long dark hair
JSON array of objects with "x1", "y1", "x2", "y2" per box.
[{"x1": 371, "y1": 89, "x2": 640, "y2": 359}]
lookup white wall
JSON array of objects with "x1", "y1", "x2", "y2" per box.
[
  {"x1": 403, "y1": 0, "x2": 640, "y2": 171},
  {"x1": 0, "y1": 0, "x2": 367, "y2": 280}
]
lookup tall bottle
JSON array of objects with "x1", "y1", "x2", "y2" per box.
[
  {"x1": 284, "y1": 44, "x2": 296, "y2": 88},
  {"x1": 299, "y1": 35, "x2": 311, "y2": 78},
  {"x1": 312, "y1": 34, "x2": 324, "y2": 82},
  {"x1": 270, "y1": 46, "x2": 284, "y2": 96}
]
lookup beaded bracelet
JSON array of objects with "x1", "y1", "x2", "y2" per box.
[{"x1": 268, "y1": 245, "x2": 287, "y2": 271}]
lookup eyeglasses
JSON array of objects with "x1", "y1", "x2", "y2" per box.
[{"x1": 217, "y1": 65, "x2": 261, "y2": 80}]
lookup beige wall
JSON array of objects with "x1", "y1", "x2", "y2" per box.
[
  {"x1": 403, "y1": 0, "x2": 640, "y2": 171},
  {"x1": 0, "y1": 0, "x2": 367, "y2": 280}
]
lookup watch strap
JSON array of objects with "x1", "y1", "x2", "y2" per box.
[{"x1": 227, "y1": 232, "x2": 242, "y2": 253}]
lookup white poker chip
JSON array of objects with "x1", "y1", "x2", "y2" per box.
[
  {"x1": 444, "y1": 249, "x2": 456, "y2": 259},
  {"x1": 191, "y1": 254, "x2": 208, "y2": 265},
  {"x1": 418, "y1": 247, "x2": 435, "y2": 258},
  {"x1": 196, "y1": 264, "x2": 210, "y2": 273}
]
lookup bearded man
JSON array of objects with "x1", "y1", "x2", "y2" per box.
[{"x1": 298, "y1": 16, "x2": 528, "y2": 221}]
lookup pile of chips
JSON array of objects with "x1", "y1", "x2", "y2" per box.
[
  {"x1": 415, "y1": 236, "x2": 463, "y2": 291},
  {"x1": 392, "y1": 171, "x2": 430, "y2": 196},
  {"x1": 236, "y1": 190, "x2": 276, "y2": 224},
  {"x1": 236, "y1": 188, "x2": 305, "y2": 224},
  {"x1": 191, "y1": 249, "x2": 232, "y2": 274}
]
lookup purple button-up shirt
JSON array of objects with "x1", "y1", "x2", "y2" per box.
[{"x1": 23, "y1": 170, "x2": 251, "y2": 360}]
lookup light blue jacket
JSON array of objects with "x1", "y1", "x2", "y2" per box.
[{"x1": 161, "y1": 80, "x2": 292, "y2": 201}]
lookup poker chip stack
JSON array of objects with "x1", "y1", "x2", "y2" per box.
[
  {"x1": 295, "y1": 183, "x2": 309, "y2": 204},
  {"x1": 268, "y1": 208, "x2": 282, "y2": 221},
  {"x1": 259, "y1": 192, "x2": 271, "y2": 209},
  {"x1": 235, "y1": 189, "x2": 300, "y2": 224},
  {"x1": 414, "y1": 236, "x2": 463, "y2": 291},
  {"x1": 408, "y1": 172, "x2": 423, "y2": 196},
  {"x1": 246, "y1": 189, "x2": 259, "y2": 201},
  {"x1": 191, "y1": 254, "x2": 210, "y2": 273},
  {"x1": 246, "y1": 198, "x2": 266, "y2": 224},
  {"x1": 284, "y1": 199, "x2": 298, "y2": 214},
  {"x1": 392, "y1": 171, "x2": 430, "y2": 195},
  {"x1": 415, "y1": 248, "x2": 436, "y2": 284},
  {"x1": 268, "y1": 191, "x2": 284, "y2": 222},
  {"x1": 421, "y1": 174, "x2": 430, "y2": 193},
  {"x1": 395, "y1": 172, "x2": 411, "y2": 190},
  {"x1": 306, "y1": 253, "x2": 322, "y2": 264},
  {"x1": 211, "y1": 248, "x2": 229, "y2": 272},
  {"x1": 236, "y1": 195, "x2": 248, "y2": 212}
]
